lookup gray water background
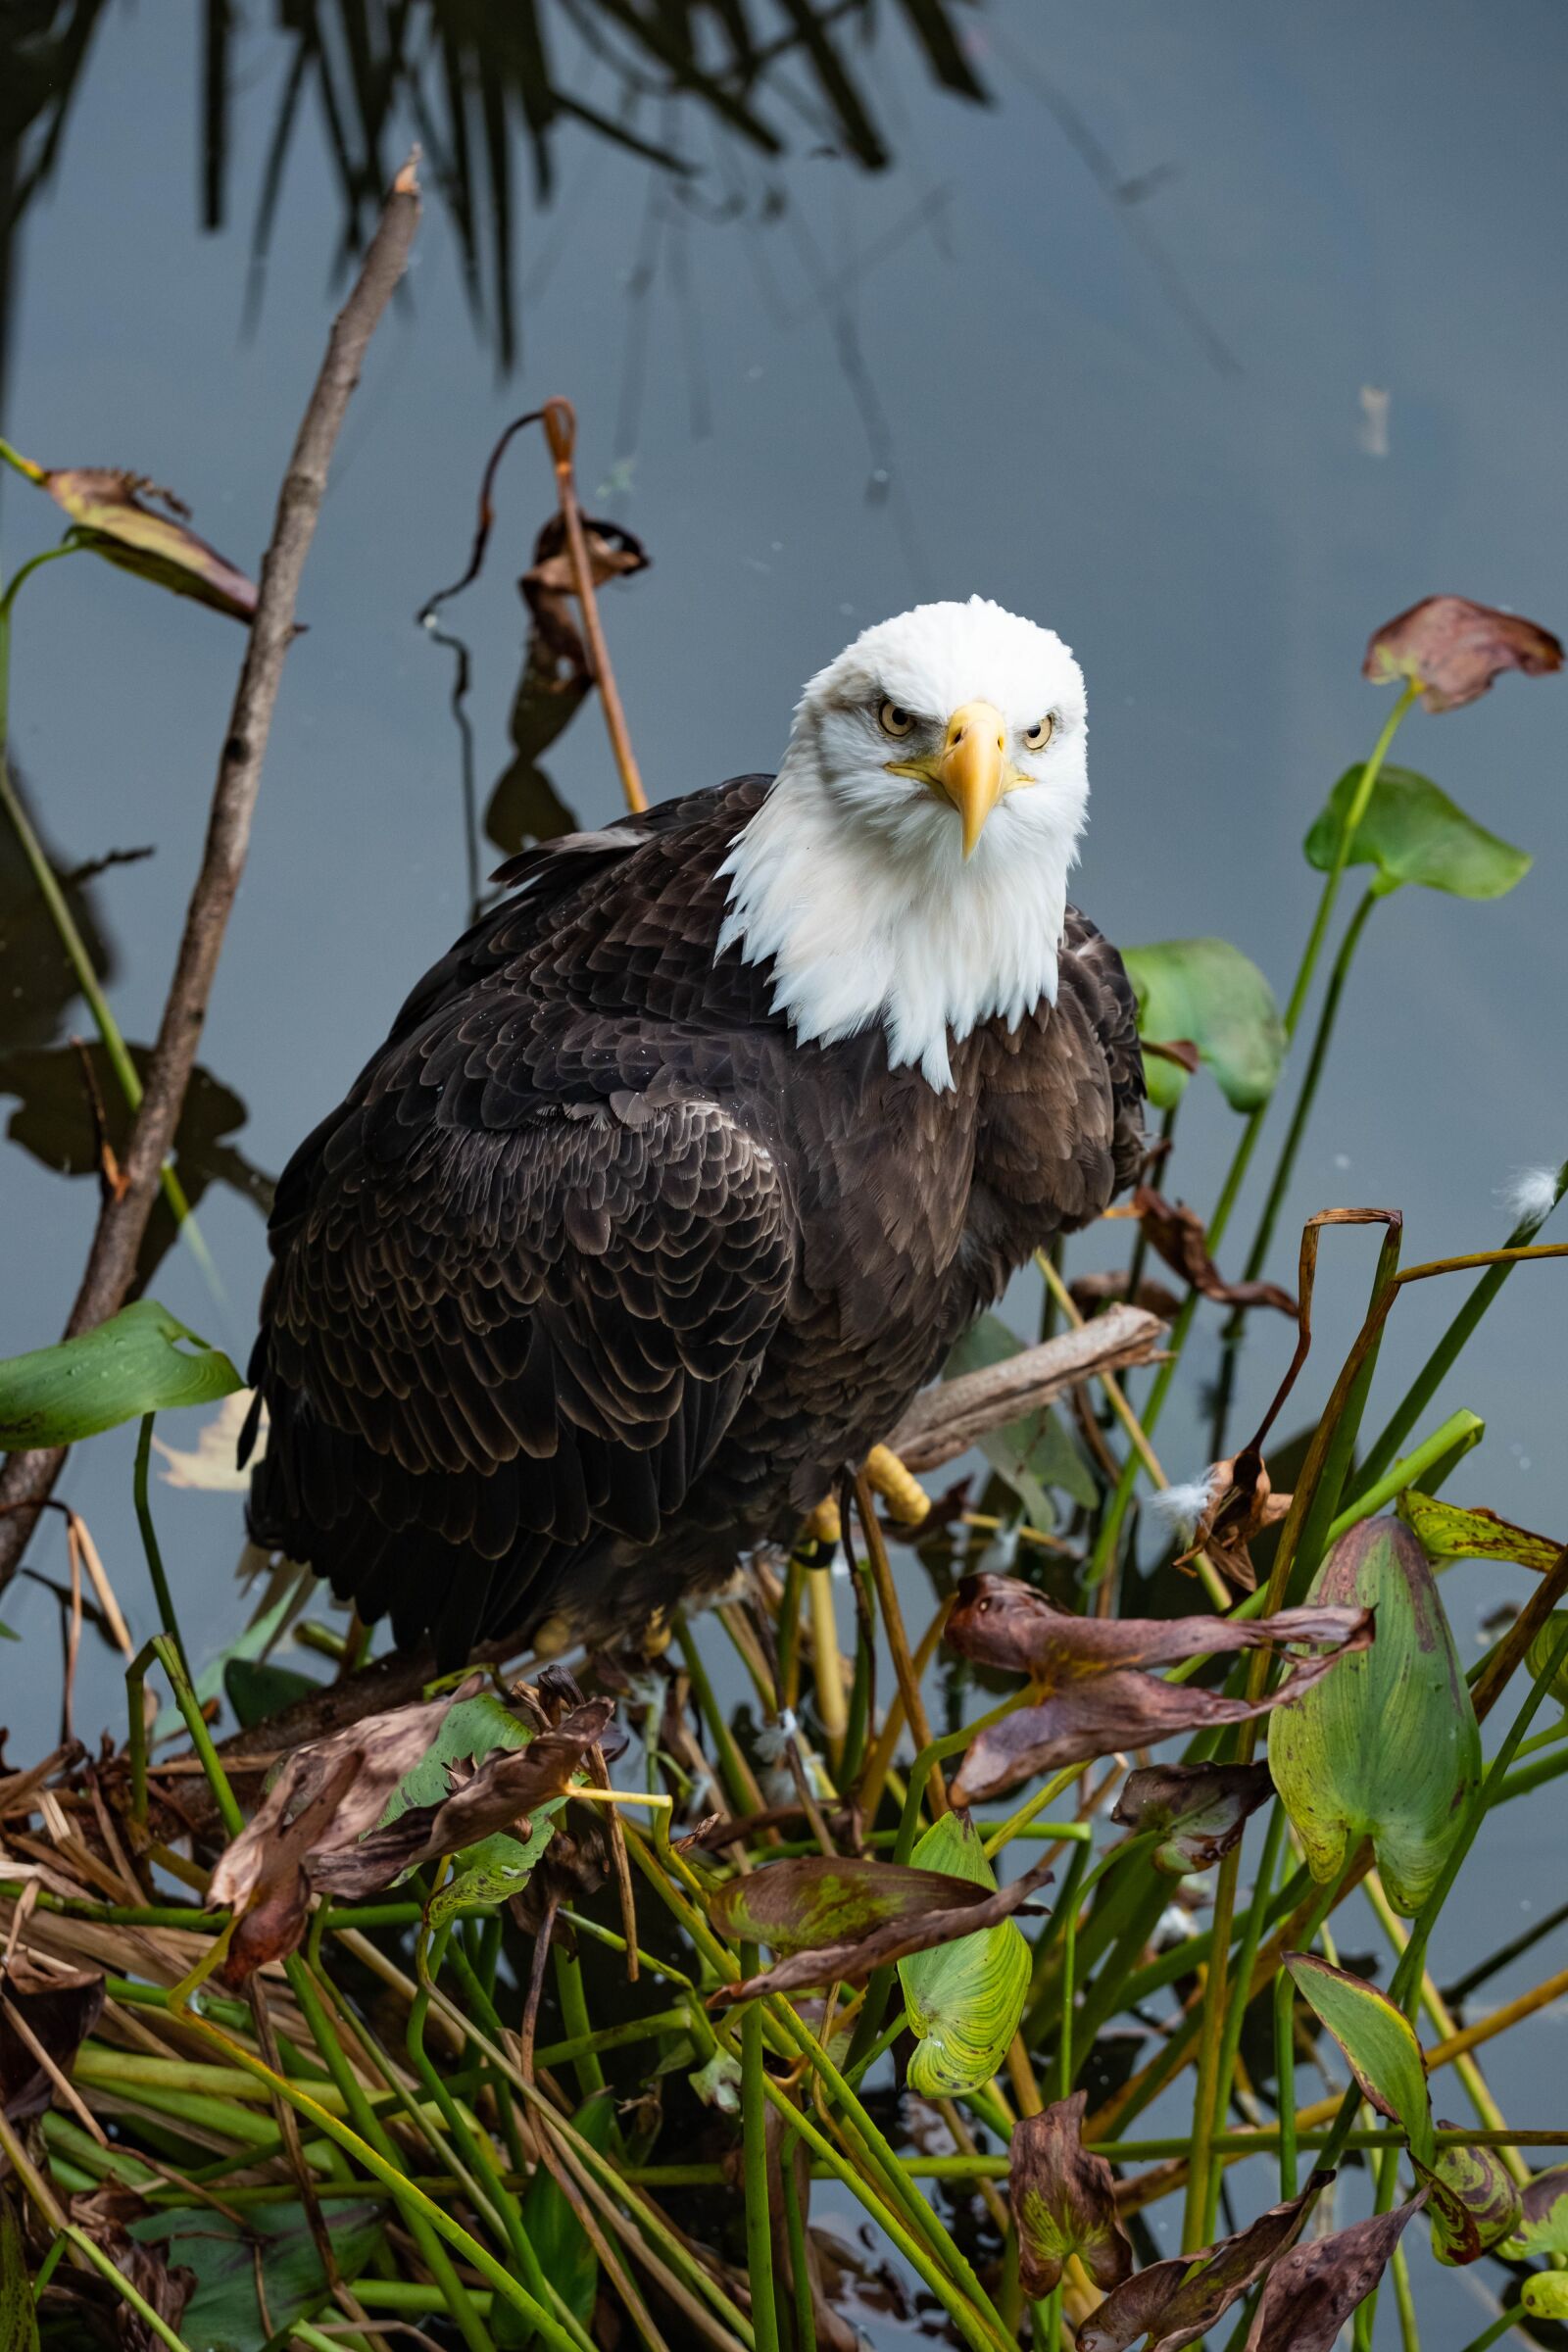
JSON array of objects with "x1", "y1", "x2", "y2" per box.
[{"x1": 2, "y1": 5, "x2": 1566, "y2": 2339}]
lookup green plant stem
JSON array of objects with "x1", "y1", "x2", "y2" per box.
[
  {"x1": 741, "y1": 1948, "x2": 781, "y2": 2352},
  {"x1": 1200, "y1": 1798, "x2": 1290, "y2": 2243},
  {"x1": 553, "y1": 1942, "x2": 607, "y2": 2100},
  {"x1": 1454, "y1": 2308, "x2": 1526, "y2": 2352},
  {"x1": 779, "y1": 2126, "x2": 817, "y2": 2352},
  {"x1": 133, "y1": 1416, "x2": 187, "y2": 1662},
  {"x1": 1274, "y1": 1965, "x2": 1298, "y2": 2198},
  {"x1": 1354, "y1": 1160, "x2": 1568, "y2": 1496},
  {"x1": 1090, "y1": 683, "x2": 1420, "y2": 1578}
]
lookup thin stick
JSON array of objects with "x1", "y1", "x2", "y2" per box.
[
  {"x1": 853, "y1": 1474, "x2": 944, "y2": 1814},
  {"x1": 541, "y1": 398, "x2": 647, "y2": 812},
  {"x1": 0, "y1": 153, "x2": 422, "y2": 1593}
]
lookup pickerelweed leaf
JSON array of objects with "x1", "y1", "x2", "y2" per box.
[
  {"x1": 710, "y1": 1853, "x2": 1019, "y2": 1958},
  {"x1": 43, "y1": 467, "x2": 257, "y2": 620},
  {"x1": 708, "y1": 1857, "x2": 1053, "y2": 2005},
  {"x1": 1504, "y1": 2166, "x2": 1568, "y2": 2261},
  {"x1": 945, "y1": 1571, "x2": 1363, "y2": 1680},
  {"x1": 1415, "y1": 2135, "x2": 1522, "y2": 2265},
  {"x1": 1110, "y1": 1761, "x2": 1274, "y2": 1876},
  {"x1": 1363, "y1": 594, "x2": 1562, "y2": 711},
  {"x1": 1120, "y1": 936, "x2": 1286, "y2": 1112},
  {"x1": 1285, "y1": 1953, "x2": 1435, "y2": 2167},
  {"x1": 516, "y1": 2091, "x2": 616, "y2": 2331},
  {"x1": 0, "y1": 1298, "x2": 242, "y2": 1448},
  {"x1": 897, "y1": 1814, "x2": 1031, "y2": 2097},
  {"x1": 1398, "y1": 1490, "x2": 1564, "y2": 1577},
  {"x1": 1527, "y1": 1612, "x2": 1568, "y2": 1708},
  {"x1": 1524, "y1": 2274, "x2": 1568, "y2": 2319},
  {"x1": 1077, "y1": 2172, "x2": 1331, "y2": 2352},
  {"x1": 125, "y1": 2200, "x2": 382, "y2": 2351},
  {"x1": 1243, "y1": 2194, "x2": 1427, "y2": 2350},
  {"x1": 222, "y1": 1656, "x2": 318, "y2": 1730},
  {"x1": 1269, "y1": 1515, "x2": 1481, "y2": 1915},
  {"x1": 427, "y1": 1818, "x2": 561, "y2": 1927},
  {"x1": 1304, "y1": 764, "x2": 1531, "y2": 900},
  {"x1": 1009, "y1": 2088, "x2": 1133, "y2": 2298}
]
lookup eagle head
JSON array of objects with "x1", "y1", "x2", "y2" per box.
[{"x1": 719, "y1": 597, "x2": 1091, "y2": 1091}]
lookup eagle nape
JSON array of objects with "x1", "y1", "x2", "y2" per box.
[{"x1": 244, "y1": 596, "x2": 1146, "y2": 1669}]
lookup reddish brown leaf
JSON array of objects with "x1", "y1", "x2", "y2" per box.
[
  {"x1": 707, "y1": 1857, "x2": 1053, "y2": 2005},
  {"x1": 1110, "y1": 1761, "x2": 1274, "y2": 1875},
  {"x1": 1364, "y1": 595, "x2": 1562, "y2": 712},
  {"x1": 708, "y1": 1853, "x2": 1005, "y2": 1956},
  {"x1": 945, "y1": 1570, "x2": 1367, "y2": 1681},
  {"x1": 1010, "y1": 2089, "x2": 1133, "y2": 2297},
  {"x1": 1243, "y1": 2192, "x2": 1428, "y2": 2350},
  {"x1": 310, "y1": 1698, "x2": 617, "y2": 1897},
  {"x1": 951, "y1": 1634, "x2": 1370, "y2": 1806},
  {"x1": 0, "y1": 1956, "x2": 105, "y2": 2121},
  {"x1": 1079, "y1": 2172, "x2": 1331, "y2": 2352},
  {"x1": 44, "y1": 468, "x2": 257, "y2": 621},
  {"x1": 1128, "y1": 1187, "x2": 1298, "y2": 1314}
]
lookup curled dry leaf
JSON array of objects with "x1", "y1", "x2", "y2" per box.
[
  {"x1": 43, "y1": 468, "x2": 257, "y2": 621},
  {"x1": 1364, "y1": 594, "x2": 1562, "y2": 712},
  {"x1": 1110, "y1": 1761, "x2": 1274, "y2": 1876},
  {"x1": 1126, "y1": 1187, "x2": 1298, "y2": 1315},
  {"x1": 946, "y1": 1571, "x2": 1366, "y2": 1682},
  {"x1": 1009, "y1": 2088, "x2": 1133, "y2": 2298},
  {"x1": 522, "y1": 511, "x2": 651, "y2": 685},
  {"x1": 1078, "y1": 2172, "x2": 1332, "y2": 2352},
  {"x1": 1243, "y1": 2192, "x2": 1427, "y2": 2351},
  {"x1": 0, "y1": 1955, "x2": 105, "y2": 2121},
  {"x1": 706, "y1": 1855, "x2": 1053, "y2": 2006}
]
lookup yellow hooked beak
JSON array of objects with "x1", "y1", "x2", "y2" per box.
[
  {"x1": 886, "y1": 699, "x2": 1025, "y2": 858},
  {"x1": 936, "y1": 701, "x2": 1008, "y2": 858}
]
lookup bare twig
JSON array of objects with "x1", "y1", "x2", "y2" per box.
[
  {"x1": 884, "y1": 1303, "x2": 1167, "y2": 1471},
  {"x1": 0, "y1": 154, "x2": 421, "y2": 1592}
]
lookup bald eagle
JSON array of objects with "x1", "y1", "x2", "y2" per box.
[{"x1": 245, "y1": 599, "x2": 1145, "y2": 1663}]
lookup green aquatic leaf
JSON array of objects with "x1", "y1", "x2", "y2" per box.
[
  {"x1": 125, "y1": 2200, "x2": 382, "y2": 2351},
  {"x1": 512, "y1": 2093, "x2": 617, "y2": 2337},
  {"x1": 223, "y1": 1657, "x2": 319, "y2": 1730},
  {"x1": 1505, "y1": 2166, "x2": 1568, "y2": 2261},
  {"x1": 1524, "y1": 2274, "x2": 1568, "y2": 2320},
  {"x1": 1415, "y1": 2140, "x2": 1522, "y2": 2266},
  {"x1": 0, "y1": 1298, "x2": 242, "y2": 1448},
  {"x1": 1269, "y1": 1515, "x2": 1481, "y2": 1915},
  {"x1": 383, "y1": 1691, "x2": 535, "y2": 1820},
  {"x1": 1398, "y1": 1490, "x2": 1563, "y2": 1576},
  {"x1": 1285, "y1": 1954, "x2": 1434, "y2": 2168},
  {"x1": 1527, "y1": 1613, "x2": 1568, "y2": 1708},
  {"x1": 945, "y1": 1313, "x2": 1095, "y2": 1522},
  {"x1": 1120, "y1": 936, "x2": 1286, "y2": 1112},
  {"x1": 426, "y1": 1815, "x2": 561, "y2": 1926},
  {"x1": 898, "y1": 1813, "x2": 1030, "y2": 2097},
  {"x1": 1304, "y1": 764, "x2": 1530, "y2": 901}
]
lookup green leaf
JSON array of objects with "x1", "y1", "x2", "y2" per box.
[
  {"x1": 1304, "y1": 764, "x2": 1531, "y2": 901},
  {"x1": 1, "y1": 2186, "x2": 39, "y2": 2352},
  {"x1": 1502, "y1": 2166, "x2": 1568, "y2": 2260},
  {"x1": 426, "y1": 1816, "x2": 561, "y2": 1926},
  {"x1": 1398, "y1": 1489, "x2": 1564, "y2": 1576},
  {"x1": 945, "y1": 1313, "x2": 1096, "y2": 1522},
  {"x1": 1269, "y1": 1515, "x2": 1482, "y2": 1915},
  {"x1": 898, "y1": 1814, "x2": 1030, "y2": 2097},
  {"x1": 1285, "y1": 1953, "x2": 1435, "y2": 2168},
  {"x1": 223, "y1": 1657, "x2": 319, "y2": 1730},
  {"x1": 125, "y1": 2200, "x2": 382, "y2": 2350},
  {"x1": 1527, "y1": 1613, "x2": 1568, "y2": 1709},
  {"x1": 510, "y1": 2093, "x2": 616, "y2": 2338},
  {"x1": 1524, "y1": 2274, "x2": 1568, "y2": 2320},
  {"x1": 1120, "y1": 937, "x2": 1286, "y2": 1112},
  {"x1": 382, "y1": 1691, "x2": 536, "y2": 1821},
  {"x1": 0, "y1": 1299, "x2": 241, "y2": 1448},
  {"x1": 1415, "y1": 2140, "x2": 1522, "y2": 2266}
]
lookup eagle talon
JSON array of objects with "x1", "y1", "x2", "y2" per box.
[{"x1": 864, "y1": 1444, "x2": 931, "y2": 1528}]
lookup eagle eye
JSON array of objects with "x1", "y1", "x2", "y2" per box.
[
  {"x1": 1023, "y1": 715, "x2": 1054, "y2": 752},
  {"x1": 878, "y1": 700, "x2": 916, "y2": 740}
]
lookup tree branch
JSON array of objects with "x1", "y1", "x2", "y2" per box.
[{"x1": 0, "y1": 155, "x2": 422, "y2": 1592}]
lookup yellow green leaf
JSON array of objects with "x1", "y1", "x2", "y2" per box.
[
  {"x1": 898, "y1": 1814, "x2": 1029, "y2": 2097},
  {"x1": 1285, "y1": 1954, "x2": 1435, "y2": 2167}
]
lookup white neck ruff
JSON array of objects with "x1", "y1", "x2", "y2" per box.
[{"x1": 717, "y1": 751, "x2": 1078, "y2": 1091}]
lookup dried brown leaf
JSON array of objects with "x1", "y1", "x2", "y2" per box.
[
  {"x1": 1079, "y1": 2172, "x2": 1331, "y2": 2352},
  {"x1": 1110, "y1": 1761, "x2": 1274, "y2": 1875},
  {"x1": 0, "y1": 1956, "x2": 105, "y2": 2121},
  {"x1": 1364, "y1": 595, "x2": 1562, "y2": 712},
  {"x1": 1010, "y1": 2088, "x2": 1133, "y2": 2297},
  {"x1": 1129, "y1": 1187, "x2": 1298, "y2": 1314},
  {"x1": 1243, "y1": 2192, "x2": 1427, "y2": 2350},
  {"x1": 945, "y1": 1570, "x2": 1366, "y2": 1681},
  {"x1": 707, "y1": 1856, "x2": 1052, "y2": 2005}
]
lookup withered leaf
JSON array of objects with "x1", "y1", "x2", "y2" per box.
[
  {"x1": 1079, "y1": 2172, "x2": 1331, "y2": 2352},
  {"x1": 0, "y1": 1957, "x2": 105, "y2": 2121},
  {"x1": 1110, "y1": 1761, "x2": 1274, "y2": 1875},
  {"x1": 952, "y1": 1632, "x2": 1370, "y2": 1807},
  {"x1": 707, "y1": 1857, "x2": 1053, "y2": 2006},
  {"x1": 522, "y1": 512, "x2": 650, "y2": 685},
  {"x1": 1243, "y1": 2192, "x2": 1427, "y2": 2350},
  {"x1": 709, "y1": 1854, "x2": 1004, "y2": 1956},
  {"x1": 946, "y1": 1571, "x2": 1367, "y2": 1681},
  {"x1": 47, "y1": 2188, "x2": 196, "y2": 2352},
  {"x1": 1364, "y1": 595, "x2": 1562, "y2": 712},
  {"x1": 1069, "y1": 1270, "x2": 1185, "y2": 1320},
  {"x1": 1127, "y1": 1187, "x2": 1297, "y2": 1315},
  {"x1": 44, "y1": 469, "x2": 257, "y2": 622},
  {"x1": 310, "y1": 1699, "x2": 617, "y2": 1896},
  {"x1": 1010, "y1": 2088, "x2": 1133, "y2": 2298}
]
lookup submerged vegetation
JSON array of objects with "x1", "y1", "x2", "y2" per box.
[{"x1": 4, "y1": 110, "x2": 1568, "y2": 2352}]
